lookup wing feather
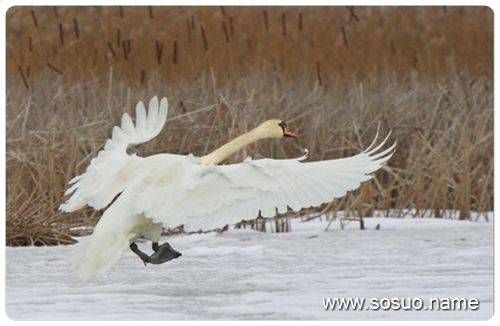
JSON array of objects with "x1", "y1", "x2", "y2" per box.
[
  {"x1": 135, "y1": 100, "x2": 147, "y2": 134},
  {"x1": 60, "y1": 96, "x2": 169, "y2": 212},
  {"x1": 120, "y1": 113, "x2": 135, "y2": 135},
  {"x1": 147, "y1": 96, "x2": 159, "y2": 131},
  {"x1": 134, "y1": 132, "x2": 395, "y2": 231}
]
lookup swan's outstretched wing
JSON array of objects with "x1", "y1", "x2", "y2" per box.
[
  {"x1": 136, "y1": 132, "x2": 396, "y2": 232},
  {"x1": 60, "y1": 96, "x2": 168, "y2": 212},
  {"x1": 103, "y1": 96, "x2": 169, "y2": 152}
]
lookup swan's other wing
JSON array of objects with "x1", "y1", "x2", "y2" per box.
[
  {"x1": 104, "y1": 96, "x2": 169, "y2": 152},
  {"x1": 137, "y1": 132, "x2": 396, "y2": 232},
  {"x1": 60, "y1": 96, "x2": 169, "y2": 212}
]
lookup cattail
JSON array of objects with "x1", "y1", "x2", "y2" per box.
[
  {"x1": 222, "y1": 21, "x2": 230, "y2": 42},
  {"x1": 30, "y1": 10, "x2": 38, "y2": 29},
  {"x1": 341, "y1": 26, "x2": 348, "y2": 47},
  {"x1": 119, "y1": 6, "x2": 124, "y2": 18},
  {"x1": 172, "y1": 40, "x2": 178, "y2": 64},
  {"x1": 219, "y1": 6, "x2": 227, "y2": 16},
  {"x1": 263, "y1": 10, "x2": 269, "y2": 30},
  {"x1": 46, "y1": 62, "x2": 63, "y2": 75},
  {"x1": 140, "y1": 69, "x2": 146, "y2": 84},
  {"x1": 200, "y1": 24, "x2": 208, "y2": 50},
  {"x1": 107, "y1": 41, "x2": 117, "y2": 59},
  {"x1": 298, "y1": 12, "x2": 303, "y2": 31},
  {"x1": 148, "y1": 6, "x2": 154, "y2": 19},
  {"x1": 18, "y1": 66, "x2": 29, "y2": 90},
  {"x1": 155, "y1": 40, "x2": 163, "y2": 65},
  {"x1": 127, "y1": 39, "x2": 132, "y2": 54},
  {"x1": 73, "y1": 18, "x2": 79, "y2": 39},
  {"x1": 122, "y1": 41, "x2": 128, "y2": 60},
  {"x1": 59, "y1": 23, "x2": 64, "y2": 46}
]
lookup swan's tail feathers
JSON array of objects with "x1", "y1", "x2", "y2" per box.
[
  {"x1": 104, "y1": 96, "x2": 169, "y2": 152},
  {"x1": 73, "y1": 231, "x2": 130, "y2": 282}
]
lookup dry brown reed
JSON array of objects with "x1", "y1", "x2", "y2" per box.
[
  {"x1": 6, "y1": 7, "x2": 492, "y2": 85},
  {"x1": 6, "y1": 68, "x2": 493, "y2": 244},
  {"x1": 5, "y1": 6, "x2": 492, "y2": 245}
]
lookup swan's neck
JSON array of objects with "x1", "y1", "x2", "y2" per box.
[{"x1": 200, "y1": 128, "x2": 261, "y2": 165}]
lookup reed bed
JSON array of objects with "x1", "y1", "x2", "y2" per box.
[
  {"x1": 7, "y1": 7, "x2": 492, "y2": 85},
  {"x1": 6, "y1": 6, "x2": 492, "y2": 245}
]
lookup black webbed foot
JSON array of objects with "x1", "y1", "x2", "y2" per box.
[
  {"x1": 130, "y1": 242, "x2": 150, "y2": 266},
  {"x1": 129, "y1": 241, "x2": 182, "y2": 266},
  {"x1": 149, "y1": 242, "x2": 182, "y2": 264}
]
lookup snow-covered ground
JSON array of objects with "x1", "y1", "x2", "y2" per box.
[{"x1": 6, "y1": 216, "x2": 493, "y2": 320}]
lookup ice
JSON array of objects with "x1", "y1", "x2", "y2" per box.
[{"x1": 6, "y1": 216, "x2": 493, "y2": 320}]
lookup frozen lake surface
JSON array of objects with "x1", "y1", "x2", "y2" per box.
[{"x1": 6, "y1": 216, "x2": 493, "y2": 320}]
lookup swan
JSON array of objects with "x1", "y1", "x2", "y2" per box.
[{"x1": 60, "y1": 96, "x2": 396, "y2": 281}]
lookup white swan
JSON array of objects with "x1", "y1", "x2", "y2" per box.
[{"x1": 60, "y1": 96, "x2": 396, "y2": 281}]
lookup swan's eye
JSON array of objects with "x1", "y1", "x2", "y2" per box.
[{"x1": 278, "y1": 121, "x2": 287, "y2": 131}]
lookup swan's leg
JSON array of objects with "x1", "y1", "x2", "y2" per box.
[
  {"x1": 129, "y1": 243, "x2": 150, "y2": 266},
  {"x1": 149, "y1": 242, "x2": 182, "y2": 264}
]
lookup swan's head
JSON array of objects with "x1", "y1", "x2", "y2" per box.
[{"x1": 256, "y1": 119, "x2": 297, "y2": 139}]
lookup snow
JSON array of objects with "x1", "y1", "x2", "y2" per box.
[{"x1": 6, "y1": 216, "x2": 493, "y2": 320}]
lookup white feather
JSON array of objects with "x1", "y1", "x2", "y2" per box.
[
  {"x1": 147, "y1": 96, "x2": 159, "y2": 131},
  {"x1": 120, "y1": 113, "x2": 135, "y2": 135},
  {"x1": 135, "y1": 100, "x2": 147, "y2": 134},
  {"x1": 128, "y1": 134, "x2": 395, "y2": 232},
  {"x1": 59, "y1": 97, "x2": 169, "y2": 213}
]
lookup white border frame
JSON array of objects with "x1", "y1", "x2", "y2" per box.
[{"x1": 1, "y1": 1, "x2": 496, "y2": 325}]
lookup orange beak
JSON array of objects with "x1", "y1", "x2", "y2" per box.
[{"x1": 284, "y1": 128, "x2": 297, "y2": 138}]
